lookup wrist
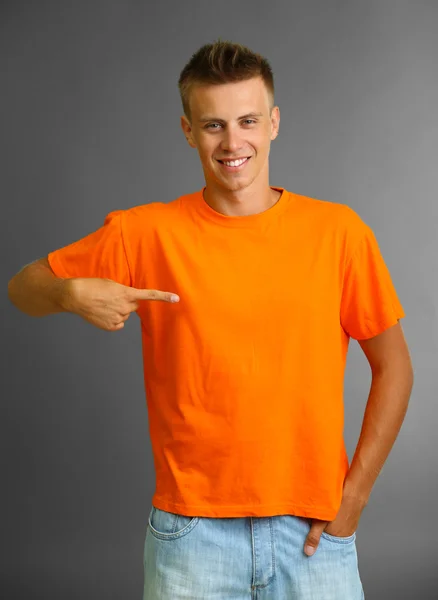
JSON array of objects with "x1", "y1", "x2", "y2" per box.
[
  {"x1": 342, "y1": 480, "x2": 370, "y2": 507},
  {"x1": 58, "y1": 278, "x2": 79, "y2": 313}
]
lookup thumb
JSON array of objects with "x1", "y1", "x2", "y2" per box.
[{"x1": 304, "y1": 520, "x2": 328, "y2": 557}]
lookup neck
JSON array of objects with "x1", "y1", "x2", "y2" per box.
[{"x1": 203, "y1": 184, "x2": 281, "y2": 217}]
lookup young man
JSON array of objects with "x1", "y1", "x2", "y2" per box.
[{"x1": 8, "y1": 40, "x2": 413, "y2": 599}]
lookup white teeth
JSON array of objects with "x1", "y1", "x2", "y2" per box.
[{"x1": 222, "y1": 157, "x2": 248, "y2": 167}]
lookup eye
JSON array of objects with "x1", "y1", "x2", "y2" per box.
[{"x1": 204, "y1": 119, "x2": 257, "y2": 130}]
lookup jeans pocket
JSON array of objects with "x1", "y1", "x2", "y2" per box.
[
  {"x1": 148, "y1": 505, "x2": 199, "y2": 541},
  {"x1": 320, "y1": 530, "x2": 356, "y2": 545}
]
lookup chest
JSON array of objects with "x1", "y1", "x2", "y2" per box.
[{"x1": 138, "y1": 225, "x2": 344, "y2": 335}]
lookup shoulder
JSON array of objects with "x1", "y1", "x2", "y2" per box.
[
  {"x1": 292, "y1": 191, "x2": 372, "y2": 244},
  {"x1": 287, "y1": 191, "x2": 376, "y2": 268},
  {"x1": 115, "y1": 192, "x2": 199, "y2": 243},
  {"x1": 295, "y1": 191, "x2": 365, "y2": 225},
  {"x1": 121, "y1": 194, "x2": 185, "y2": 227}
]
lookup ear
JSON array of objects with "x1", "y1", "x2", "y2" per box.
[
  {"x1": 180, "y1": 115, "x2": 197, "y2": 148},
  {"x1": 270, "y1": 106, "x2": 280, "y2": 140}
]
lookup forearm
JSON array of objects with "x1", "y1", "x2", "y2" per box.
[
  {"x1": 343, "y1": 367, "x2": 413, "y2": 504},
  {"x1": 8, "y1": 262, "x2": 72, "y2": 317}
]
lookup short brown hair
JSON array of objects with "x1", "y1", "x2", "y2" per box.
[{"x1": 178, "y1": 38, "x2": 275, "y2": 123}]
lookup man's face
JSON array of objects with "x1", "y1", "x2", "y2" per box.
[{"x1": 181, "y1": 77, "x2": 280, "y2": 193}]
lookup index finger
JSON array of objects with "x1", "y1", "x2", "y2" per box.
[{"x1": 131, "y1": 288, "x2": 180, "y2": 303}]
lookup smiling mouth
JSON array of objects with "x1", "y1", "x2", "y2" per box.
[
  {"x1": 216, "y1": 157, "x2": 252, "y2": 172},
  {"x1": 217, "y1": 157, "x2": 251, "y2": 164}
]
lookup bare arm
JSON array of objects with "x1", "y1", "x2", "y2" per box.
[
  {"x1": 343, "y1": 321, "x2": 413, "y2": 501},
  {"x1": 8, "y1": 257, "x2": 180, "y2": 330},
  {"x1": 7, "y1": 257, "x2": 74, "y2": 317}
]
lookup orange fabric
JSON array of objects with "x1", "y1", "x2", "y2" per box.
[{"x1": 47, "y1": 187, "x2": 405, "y2": 520}]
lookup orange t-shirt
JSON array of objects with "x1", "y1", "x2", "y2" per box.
[{"x1": 47, "y1": 186, "x2": 405, "y2": 520}]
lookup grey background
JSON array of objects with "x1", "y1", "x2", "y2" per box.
[{"x1": 2, "y1": 1, "x2": 437, "y2": 598}]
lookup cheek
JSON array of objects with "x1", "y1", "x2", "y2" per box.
[
  {"x1": 197, "y1": 147, "x2": 212, "y2": 164},
  {"x1": 200, "y1": 144, "x2": 216, "y2": 161}
]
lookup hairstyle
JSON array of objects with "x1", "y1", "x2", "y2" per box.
[{"x1": 178, "y1": 38, "x2": 275, "y2": 123}]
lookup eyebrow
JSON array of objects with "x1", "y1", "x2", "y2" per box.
[{"x1": 198, "y1": 111, "x2": 263, "y2": 123}]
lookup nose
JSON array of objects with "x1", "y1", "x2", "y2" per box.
[{"x1": 220, "y1": 126, "x2": 244, "y2": 153}]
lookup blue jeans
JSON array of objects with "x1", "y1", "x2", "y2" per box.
[{"x1": 143, "y1": 505, "x2": 365, "y2": 599}]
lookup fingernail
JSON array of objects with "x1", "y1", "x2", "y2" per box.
[
  {"x1": 305, "y1": 545, "x2": 315, "y2": 556},
  {"x1": 170, "y1": 295, "x2": 180, "y2": 303}
]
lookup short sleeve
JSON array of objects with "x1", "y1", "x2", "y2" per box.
[
  {"x1": 47, "y1": 210, "x2": 132, "y2": 286},
  {"x1": 340, "y1": 224, "x2": 405, "y2": 340}
]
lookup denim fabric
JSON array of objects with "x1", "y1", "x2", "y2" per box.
[{"x1": 143, "y1": 505, "x2": 365, "y2": 599}]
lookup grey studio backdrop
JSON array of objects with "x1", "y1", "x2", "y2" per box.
[{"x1": 2, "y1": 1, "x2": 437, "y2": 599}]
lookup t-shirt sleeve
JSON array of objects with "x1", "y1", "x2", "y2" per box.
[
  {"x1": 340, "y1": 223, "x2": 405, "y2": 340},
  {"x1": 47, "y1": 210, "x2": 132, "y2": 286}
]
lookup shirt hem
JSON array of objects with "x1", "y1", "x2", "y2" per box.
[
  {"x1": 152, "y1": 497, "x2": 339, "y2": 521},
  {"x1": 355, "y1": 309, "x2": 405, "y2": 340}
]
